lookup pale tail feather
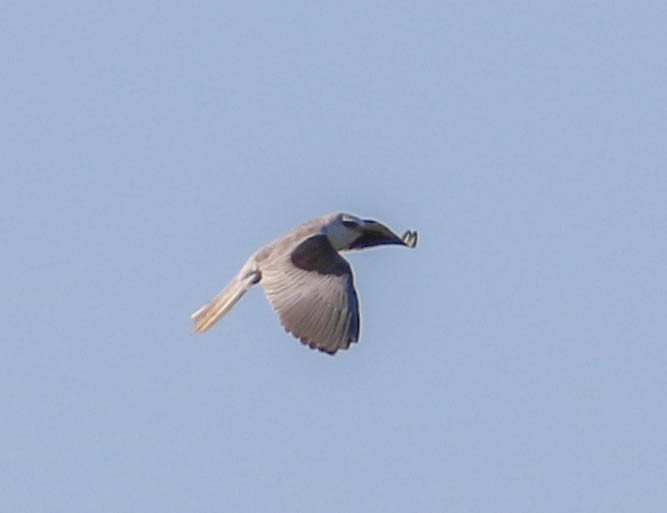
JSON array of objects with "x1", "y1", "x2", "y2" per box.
[{"x1": 191, "y1": 269, "x2": 260, "y2": 333}]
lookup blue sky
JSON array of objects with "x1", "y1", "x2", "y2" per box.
[{"x1": 2, "y1": 2, "x2": 666, "y2": 512}]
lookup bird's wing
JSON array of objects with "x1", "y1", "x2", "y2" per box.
[{"x1": 259, "y1": 234, "x2": 359, "y2": 354}]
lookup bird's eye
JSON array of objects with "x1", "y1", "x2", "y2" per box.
[{"x1": 342, "y1": 220, "x2": 358, "y2": 228}]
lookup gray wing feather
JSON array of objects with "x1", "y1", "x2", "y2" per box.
[{"x1": 260, "y1": 235, "x2": 360, "y2": 354}]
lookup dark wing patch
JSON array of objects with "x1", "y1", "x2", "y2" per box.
[{"x1": 290, "y1": 235, "x2": 349, "y2": 276}]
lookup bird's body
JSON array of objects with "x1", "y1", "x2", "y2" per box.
[{"x1": 191, "y1": 212, "x2": 417, "y2": 354}]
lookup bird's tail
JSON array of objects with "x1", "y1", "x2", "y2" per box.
[{"x1": 191, "y1": 264, "x2": 261, "y2": 334}]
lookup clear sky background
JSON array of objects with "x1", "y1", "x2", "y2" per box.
[{"x1": 2, "y1": 2, "x2": 666, "y2": 512}]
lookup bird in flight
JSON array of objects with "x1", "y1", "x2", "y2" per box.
[{"x1": 191, "y1": 212, "x2": 418, "y2": 354}]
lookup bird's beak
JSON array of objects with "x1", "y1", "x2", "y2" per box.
[{"x1": 349, "y1": 220, "x2": 418, "y2": 250}]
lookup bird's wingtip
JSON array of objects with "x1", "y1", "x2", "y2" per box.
[{"x1": 401, "y1": 230, "x2": 418, "y2": 248}]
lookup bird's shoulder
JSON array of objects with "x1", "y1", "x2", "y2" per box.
[
  {"x1": 253, "y1": 217, "x2": 332, "y2": 265},
  {"x1": 289, "y1": 234, "x2": 351, "y2": 276}
]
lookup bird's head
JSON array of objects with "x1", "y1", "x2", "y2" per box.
[{"x1": 324, "y1": 213, "x2": 418, "y2": 251}]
